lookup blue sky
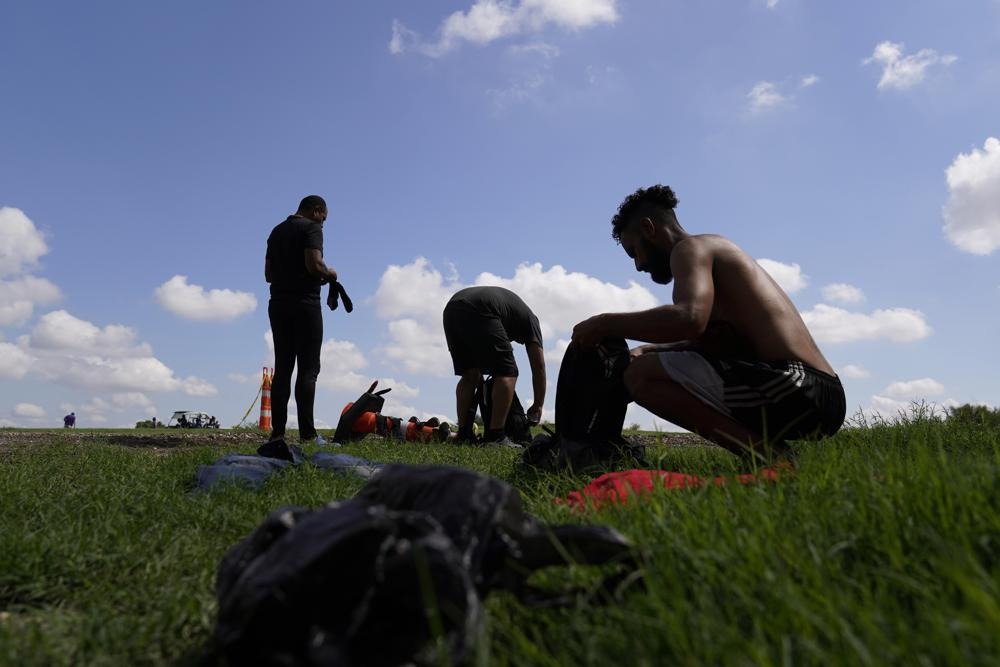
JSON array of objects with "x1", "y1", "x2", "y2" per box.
[{"x1": 2, "y1": 0, "x2": 998, "y2": 431}]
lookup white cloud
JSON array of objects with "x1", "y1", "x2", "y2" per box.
[
  {"x1": 864, "y1": 41, "x2": 957, "y2": 91},
  {"x1": 20, "y1": 310, "x2": 218, "y2": 396},
  {"x1": 0, "y1": 207, "x2": 48, "y2": 277},
  {"x1": 766, "y1": 0, "x2": 779, "y2": 8},
  {"x1": 0, "y1": 276, "x2": 62, "y2": 327},
  {"x1": 154, "y1": 275, "x2": 257, "y2": 322},
  {"x1": 373, "y1": 257, "x2": 461, "y2": 321},
  {"x1": 943, "y1": 137, "x2": 1000, "y2": 255},
  {"x1": 840, "y1": 364, "x2": 871, "y2": 379},
  {"x1": 111, "y1": 392, "x2": 153, "y2": 409},
  {"x1": 801, "y1": 304, "x2": 932, "y2": 344},
  {"x1": 381, "y1": 318, "x2": 453, "y2": 376},
  {"x1": 30, "y1": 310, "x2": 149, "y2": 356},
  {"x1": 390, "y1": 0, "x2": 619, "y2": 57},
  {"x1": 800, "y1": 74, "x2": 820, "y2": 88},
  {"x1": 14, "y1": 402, "x2": 45, "y2": 418},
  {"x1": 474, "y1": 262, "x2": 659, "y2": 339},
  {"x1": 747, "y1": 81, "x2": 788, "y2": 112},
  {"x1": 181, "y1": 377, "x2": 218, "y2": 397},
  {"x1": 0, "y1": 341, "x2": 32, "y2": 379},
  {"x1": 884, "y1": 378, "x2": 945, "y2": 399},
  {"x1": 821, "y1": 283, "x2": 865, "y2": 305},
  {"x1": 372, "y1": 258, "x2": 658, "y2": 378},
  {"x1": 757, "y1": 259, "x2": 808, "y2": 294},
  {"x1": 228, "y1": 372, "x2": 251, "y2": 384}
]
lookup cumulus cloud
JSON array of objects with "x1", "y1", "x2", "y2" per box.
[
  {"x1": 390, "y1": 0, "x2": 619, "y2": 57},
  {"x1": 474, "y1": 262, "x2": 659, "y2": 339},
  {"x1": 0, "y1": 207, "x2": 48, "y2": 277},
  {"x1": 864, "y1": 41, "x2": 957, "y2": 91},
  {"x1": 154, "y1": 275, "x2": 257, "y2": 322},
  {"x1": 821, "y1": 283, "x2": 865, "y2": 305},
  {"x1": 840, "y1": 364, "x2": 871, "y2": 379},
  {"x1": 14, "y1": 403, "x2": 45, "y2": 418},
  {"x1": 883, "y1": 378, "x2": 945, "y2": 399},
  {"x1": 372, "y1": 258, "x2": 658, "y2": 376},
  {"x1": 0, "y1": 341, "x2": 33, "y2": 379},
  {"x1": 943, "y1": 137, "x2": 1000, "y2": 255},
  {"x1": 381, "y1": 318, "x2": 453, "y2": 376},
  {"x1": 21, "y1": 310, "x2": 217, "y2": 396},
  {"x1": 757, "y1": 259, "x2": 808, "y2": 294},
  {"x1": 0, "y1": 276, "x2": 62, "y2": 327},
  {"x1": 801, "y1": 304, "x2": 932, "y2": 344}
]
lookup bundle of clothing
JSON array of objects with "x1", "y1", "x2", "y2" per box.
[{"x1": 213, "y1": 465, "x2": 640, "y2": 666}]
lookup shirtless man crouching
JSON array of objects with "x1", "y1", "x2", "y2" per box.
[{"x1": 571, "y1": 185, "x2": 846, "y2": 462}]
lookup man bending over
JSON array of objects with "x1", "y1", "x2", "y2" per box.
[
  {"x1": 443, "y1": 286, "x2": 545, "y2": 446},
  {"x1": 571, "y1": 185, "x2": 845, "y2": 461}
]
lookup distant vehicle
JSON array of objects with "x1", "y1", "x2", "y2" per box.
[{"x1": 167, "y1": 411, "x2": 220, "y2": 429}]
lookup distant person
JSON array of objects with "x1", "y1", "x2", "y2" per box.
[
  {"x1": 443, "y1": 286, "x2": 545, "y2": 446},
  {"x1": 63, "y1": 412, "x2": 76, "y2": 428},
  {"x1": 571, "y1": 185, "x2": 845, "y2": 462},
  {"x1": 265, "y1": 195, "x2": 341, "y2": 445}
]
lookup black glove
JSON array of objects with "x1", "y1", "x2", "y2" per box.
[{"x1": 330, "y1": 281, "x2": 354, "y2": 313}]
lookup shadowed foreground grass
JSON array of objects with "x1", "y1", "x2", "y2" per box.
[{"x1": 0, "y1": 413, "x2": 998, "y2": 666}]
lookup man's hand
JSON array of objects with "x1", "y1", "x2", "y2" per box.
[
  {"x1": 630, "y1": 345, "x2": 651, "y2": 360},
  {"x1": 571, "y1": 314, "x2": 607, "y2": 349},
  {"x1": 526, "y1": 404, "x2": 542, "y2": 426}
]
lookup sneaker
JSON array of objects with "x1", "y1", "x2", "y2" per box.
[
  {"x1": 313, "y1": 434, "x2": 328, "y2": 446},
  {"x1": 487, "y1": 436, "x2": 523, "y2": 450}
]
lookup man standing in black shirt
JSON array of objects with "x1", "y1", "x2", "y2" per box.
[
  {"x1": 265, "y1": 195, "x2": 339, "y2": 444},
  {"x1": 443, "y1": 286, "x2": 546, "y2": 445}
]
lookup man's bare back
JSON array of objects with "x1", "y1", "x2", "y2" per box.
[{"x1": 675, "y1": 234, "x2": 835, "y2": 375}]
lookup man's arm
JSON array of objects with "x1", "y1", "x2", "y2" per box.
[
  {"x1": 304, "y1": 248, "x2": 338, "y2": 284},
  {"x1": 572, "y1": 239, "x2": 716, "y2": 347},
  {"x1": 264, "y1": 257, "x2": 272, "y2": 283},
  {"x1": 525, "y1": 342, "x2": 546, "y2": 424}
]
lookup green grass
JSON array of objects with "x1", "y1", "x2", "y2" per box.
[{"x1": 1, "y1": 413, "x2": 998, "y2": 666}]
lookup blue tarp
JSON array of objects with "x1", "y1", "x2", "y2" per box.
[{"x1": 195, "y1": 450, "x2": 384, "y2": 491}]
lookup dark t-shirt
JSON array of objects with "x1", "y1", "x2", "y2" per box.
[
  {"x1": 266, "y1": 215, "x2": 324, "y2": 303},
  {"x1": 447, "y1": 286, "x2": 543, "y2": 346}
]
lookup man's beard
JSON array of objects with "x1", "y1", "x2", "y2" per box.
[{"x1": 641, "y1": 238, "x2": 673, "y2": 284}]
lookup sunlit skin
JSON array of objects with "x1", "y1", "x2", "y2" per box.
[{"x1": 571, "y1": 213, "x2": 835, "y2": 460}]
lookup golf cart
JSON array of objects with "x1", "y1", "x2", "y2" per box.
[{"x1": 168, "y1": 410, "x2": 220, "y2": 429}]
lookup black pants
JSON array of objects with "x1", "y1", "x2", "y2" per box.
[{"x1": 268, "y1": 299, "x2": 323, "y2": 440}]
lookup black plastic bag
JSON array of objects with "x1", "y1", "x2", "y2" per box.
[{"x1": 214, "y1": 465, "x2": 638, "y2": 666}]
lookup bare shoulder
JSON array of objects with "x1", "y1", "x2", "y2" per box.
[{"x1": 674, "y1": 234, "x2": 747, "y2": 259}]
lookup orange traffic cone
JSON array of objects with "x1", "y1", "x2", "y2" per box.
[{"x1": 259, "y1": 367, "x2": 273, "y2": 431}]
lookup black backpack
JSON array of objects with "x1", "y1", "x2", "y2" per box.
[
  {"x1": 523, "y1": 337, "x2": 646, "y2": 471},
  {"x1": 473, "y1": 376, "x2": 533, "y2": 444}
]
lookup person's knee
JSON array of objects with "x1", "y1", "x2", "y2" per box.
[{"x1": 623, "y1": 355, "x2": 658, "y2": 400}]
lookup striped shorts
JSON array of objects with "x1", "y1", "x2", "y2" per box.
[{"x1": 657, "y1": 351, "x2": 846, "y2": 444}]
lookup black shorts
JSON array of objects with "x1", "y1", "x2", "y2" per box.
[
  {"x1": 443, "y1": 302, "x2": 518, "y2": 377},
  {"x1": 657, "y1": 351, "x2": 846, "y2": 444}
]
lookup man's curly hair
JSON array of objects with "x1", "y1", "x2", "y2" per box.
[{"x1": 611, "y1": 185, "x2": 679, "y2": 243}]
